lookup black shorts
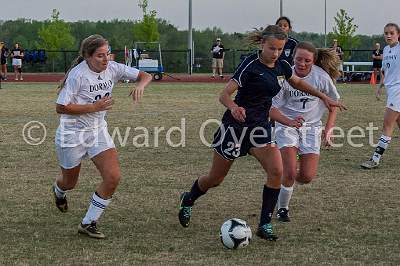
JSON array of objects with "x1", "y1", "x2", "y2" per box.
[
  {"x1": 373, "y1": 61, "x2": 382, "y2": 69},
  {"x1": 212, "y1": 122, "x2": 274, "y2": 160},
  {"x1": 0, "y1": 60, "x2": 6, "y2": 65}
]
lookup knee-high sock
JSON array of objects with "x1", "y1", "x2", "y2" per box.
[
  {"x1": 82, "y1": 192, "x2": 111, "y2": 225},
  {"x1": 183, "y1": 179, "x2": 206, "y2": 206},
  {"x1": 259, "y1": 185, "x2": 280, "y2": 226},
  {"x1": 372, "y1": 135, "x2": 391, "y2": 163},
  {"x1": 277, "y1": 184, "x2": 294, "y2": 210}
]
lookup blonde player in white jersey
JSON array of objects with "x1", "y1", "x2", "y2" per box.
[
  {"x1": 361, "y1": 23, "x2": 400, "y2": 169},
  {"x1": 52, "y1": 35, "x2": 152, "y2": 239},
  {"x1": 270, "y1": 42, "x2": 341, "y2": 222}
]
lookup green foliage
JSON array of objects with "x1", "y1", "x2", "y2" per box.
[
  {"x1": 0, "y1": 14, "x2": 389, "y2": 72},
  {"x1": 132, "y1": 0, "x2": 160, "y2": 42},
  {"x1": 37, "y1": 9, "x2": 75, "y2": 57},
  {"x1": 332, "y1": 9, "x2": 360, "y2": 59}
]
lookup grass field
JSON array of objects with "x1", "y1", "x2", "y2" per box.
[{"x1": 1, "y1": 82, "x2": 400, "y2": 265}]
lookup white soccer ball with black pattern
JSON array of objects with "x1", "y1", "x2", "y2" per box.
[{"x1": 220, "y1": 218, "x2": 252, "y2": 249}]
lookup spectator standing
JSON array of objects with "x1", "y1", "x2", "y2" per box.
[
  {"x1": 372, "y1": 42, "x2": 384, "y2": 100},
  {"x1": 0, "y1": 41, "x2": 9, "y2": 80},
  {"x1": 211, "y1": 38, "x2": 225, "y2": 78},
  {"x1": 11, "y1": 42, "x2": 24, "y2": 81},
  {"x1": 332, "y1": 39, "x2": 344, "y2": 81}
]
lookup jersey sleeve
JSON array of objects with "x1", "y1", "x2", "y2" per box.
[
  {"x1": 322, "y1": 76, "x2": 340, "y2": 101},
  {"x1": 231, "y1": 56, "x2": 255, "y2": 87},
  {"x1": 281, "y1": 60, "x2": 293, "y2": 80},
  {"x1": 56, "y1": 76, "x2": 81, "y2": 105},
  {"x1": 111, "y1": 62, "x2": 140, "y2": 82}
]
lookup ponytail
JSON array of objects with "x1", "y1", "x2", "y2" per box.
[
  {"x1": 57, "y1": 55, "x2": 84, "y2": 94},
  {"x1": 247, "y1": 25, "x2": 287, "y2": 46},
  {"x1": 315, "y1": 48, "x2": 341, "y2": 82}
]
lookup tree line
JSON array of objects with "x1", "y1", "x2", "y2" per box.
[{"x1": 0, "y1": 8, "x2": 386, "y2": 73}]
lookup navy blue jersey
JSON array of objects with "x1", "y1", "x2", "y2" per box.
[
  {"x1": 211, "y1": 44, "x2": 225, "y2": 59},
  {"x1": 372, "y1": 49, "x2": 383, "y2": 63},
  {"x1": 278, "y1": 37, "x2": 298, "y2": 65},
  {"x1": 223, "y1": 52, "x2": 293, "y2": 127}
]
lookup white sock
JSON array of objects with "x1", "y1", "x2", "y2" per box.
[
  {"x1": 372, "y1": 135, "x2": 391, "y2": 163},
  {"x1": 277, "y1": 185, "x2": 294, "y2": 210},
  {"x1": 82, "y1": 192, "x2": 111, "y2": 225},
  {"x1": 54, "y1": 182, "x2": 66, "y2": 199}
]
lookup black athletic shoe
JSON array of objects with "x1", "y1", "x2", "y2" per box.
[
  {"x1": 256, "y1": 223, "x2": 278, "y2": 241},
  {"x1": 78, "y1": 222, "x2": 105, "y2": 239},
  {"x1": 178, "y1": 192, "x2": 192, "y2": 228},
  {"x1": 52, "y1": 185, "x2": 68, "y2": 212},
  {"x1": 277, "y1": 208, "x2": 290, "y2": 222}
]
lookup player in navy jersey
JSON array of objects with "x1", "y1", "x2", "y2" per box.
[
  {"x1": 361, "y1": 23, "x2": 400, "y2": 169},
  {"x1": 0, "y1": 41, "x2": 9, "y2": 80},
  {"x1": 178, "y1": 25, "x2": 345, "y2": 241},
  {"x1": 276, "y1": 16, "x2": 298, "y2": 65},
  {"x1": 270, "y1": 42, "x2": 341, "y2": 222},
  {"x1": 52, "y1": 35, "x2": 152, "y2": 238}
]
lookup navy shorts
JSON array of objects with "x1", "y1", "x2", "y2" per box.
[{"x1": 212, "y1": 122, "x2": 274, "y2": 160}]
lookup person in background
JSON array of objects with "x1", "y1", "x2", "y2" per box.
[
  {"x1": 275, "y1": 16, "x2": 298, "y2": 65},
  {"x1": 211, "y1": 38, "x2": 225, "y2": 78},
  {"x1": 0, "y1": 41, "x2": 9, "y2": 80},
  {"x1": 361, "y1": 23, "x2": 400, "y2": 169},
  {"x1": 372, "y1": 42, "x2": 384, "y2": 100},
  {"x1": 10, "y1": 42, "x2": 24, "y2": 81},
  {"x1": 332, "y1": 39, "x2": 345, "y2": 82}
]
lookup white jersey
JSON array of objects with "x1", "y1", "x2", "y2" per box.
[
  {"x1": 382, "y1": 43, "x2": 400, "y2": 90},
  {"x1": 272, "y1": 65, "x2": 340, "y2": 125},
  {"x1": 56, "y1": 60, "x2": 139, "y2": 131}
]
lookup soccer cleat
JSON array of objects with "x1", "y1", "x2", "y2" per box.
[
  {"x1": 277, "y1": 208, "x2": 290, "y2": 222},
  {"x1": 52, "y1": 185, "x2": 68, "y2": 212},
  {"x1": 78, "y1": 222, "x2": 105, "y2": 239},
  {"x1": 360, "y1": 159, "x2": 379, "y2": 169},
  {"x1": 178, "y1": 192, "x2": 192, "y2": 228},
  {"x1": 256, "y1": 223, "x2": 278, "y2": 241}
]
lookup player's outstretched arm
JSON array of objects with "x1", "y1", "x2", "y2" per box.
[
  {"x1": 56, "y1": 96, "x2": 114, "y2": 115},
  {"x1": 130, "y1": 71, "x2": 152, "y2": 103},
  {"x1": 288, "y1": 75, "x2": 347, "y2": 112}
]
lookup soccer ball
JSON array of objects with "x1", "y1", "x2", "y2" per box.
[{"x1": 220, "y1": 218, "x2": 252, "y2": 249}]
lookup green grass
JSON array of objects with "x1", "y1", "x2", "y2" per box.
[{"x1": 1, "y1": 82, "x2": 400, "y2": 265}]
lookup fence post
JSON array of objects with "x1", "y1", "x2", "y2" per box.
[
  {"x1": 63, "y1": 50, "x2": 67, "y2": 73},
  {"x1": 187, "y1": 49, "x2": 192, "y2": 75},
  {"x1": 232, "y1": 49, "x2": 236, "y2": 72}
]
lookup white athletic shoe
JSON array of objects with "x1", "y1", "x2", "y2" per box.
[{"x1": 360, "y1": 159, "x2": 379, "y2": 169}]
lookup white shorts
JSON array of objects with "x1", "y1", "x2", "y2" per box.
[
  {"x1": 55, "y1": 126, "x2": 115, "y2": 169},
  {"x1": 275, "y1": 122, "x2": 322, "y2": 155},
  {"x1": 386, "y1": 86, "x2": 400, "y2": 112},
  {"x1": 12, "y1": 58, "x2": 22, "y2": 66}
]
